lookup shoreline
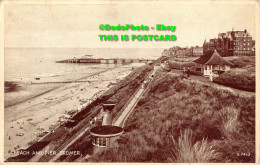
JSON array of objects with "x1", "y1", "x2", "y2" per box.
[
  {"x1": 4, "y1": 63, "x2": 143, "y2": 160},
  {"x1": 4, "y1": 68, "x2": 116, "y2": 108}
]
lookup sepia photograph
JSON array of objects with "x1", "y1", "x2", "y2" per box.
[{"x1": 1, "y1": 0, "x2": 258, "y2": 163}]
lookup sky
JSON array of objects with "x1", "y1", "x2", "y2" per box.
[{"x1": 4, "y1": 1, "x2": 257, "y2": 49}]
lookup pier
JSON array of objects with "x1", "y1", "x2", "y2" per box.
[{"x1": 56, "y1": 58, "x2": 155, "y2": 64}]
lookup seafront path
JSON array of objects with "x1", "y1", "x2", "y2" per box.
[
  {"x1": 43, "y1": 65, "x2": 160, "y2": 162},
  {"x1": 113, "y1": 65, "x2": 160, "y2": 127},
  {"x1": 90, "y1": 65, "x2": 160, "y2": 157},
  {"x1": 47, "y1": 127, "x2": 91, "y2": 162}
]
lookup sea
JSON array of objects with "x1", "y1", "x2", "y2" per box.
[{"x1": 4, "y1": 47, "x2": 163, "y2": 81}]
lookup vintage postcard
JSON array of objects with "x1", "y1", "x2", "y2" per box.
[{"x1": 0, "y1": 0, "x2": 259, "y2": 164}]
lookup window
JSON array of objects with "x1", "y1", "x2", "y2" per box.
[
  {"x1": 93, "y1": 137, "x2": 109, "y2": 147},
  {"x1": 93, "y1": 137, "x2": 99, "y2": 146},
  {"x1": 100, "y1": 137, "x2": 109, "y2": 146}
]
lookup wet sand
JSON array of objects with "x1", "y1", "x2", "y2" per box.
[{"x1": 4, "y1": 63, "x2": 142, "y2": 160}]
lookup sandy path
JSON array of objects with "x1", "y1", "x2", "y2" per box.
[
  {"x1": 113, "y1": 66, "x2": 159, "y2": 127},
  {"x1": 4, "y1": 64, "x2": 140, "y2": 160}
]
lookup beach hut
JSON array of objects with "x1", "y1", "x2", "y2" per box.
[{"x1": 193, "y1": 50, "x2": 232, "y2": 76}]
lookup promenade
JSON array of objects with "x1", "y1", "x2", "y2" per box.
[{"x1": 113, "y1": 66, "x2": 160, "y2": 127}]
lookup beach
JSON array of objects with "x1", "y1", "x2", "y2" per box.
[{"x1": 4, "y1": 63, "x2": 142, "y2": 160}]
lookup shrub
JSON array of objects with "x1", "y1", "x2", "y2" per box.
[
  {"x1": 169, "y1": 129, "x2": 219, "y2": 162},
  {"x1": 217, "y1": 106, "x2": 242, "y2": 138},
  {"x1": 85, "y1": 71, "x2": 255, "y2": 163},
  {"x1": 214, "y1": 56, "x2": 255, "y2": 92},
  {"x1": 213, "y1": 70, "x2": 255, "y2": 92},
  {"x1": 226, "y1": 56, "x2": 255, "y2": 69},
  {"x1": 213, "y1": 139, "x2": 255, "y2": 163},
  {"x1": 168, "y1": 61, "x2": 195, "y2": 70}
]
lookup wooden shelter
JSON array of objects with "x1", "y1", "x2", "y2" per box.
[{"x1": 193, "y1": 50, "x2": 232, "y2": 76}]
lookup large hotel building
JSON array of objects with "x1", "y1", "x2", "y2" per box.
[{"x1": 203, "y1": 29, "x2": 255, "y2": 56}]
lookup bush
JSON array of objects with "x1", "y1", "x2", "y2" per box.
[
  {"x1": 168, "y1": 61, "x2": 195, "y2": 70},
  {"x1": 87, "y1": 72, "x2": 255, "y2": 163},
  {"x1": 213, "y1": 70, "x2": 255, "y2": 92},
  {"x1": 214, "y1": 56, "x2": 255, "y2": 92},
  {"x1": 213, "y1": 139, "x2": 255, "y2": 163},
  {"x1": 226, "y1": 56, "x2": 255, "y2": 69},
  {"x1": 169, "y1": 129, "x2": 219, "y2": 162},
  {"x1": 217, "y1": 106, "x2": 241, "y2": 139}
]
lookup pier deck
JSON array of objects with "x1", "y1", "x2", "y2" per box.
[{"x1": 56, "y1": 58, "x2": 154, "y2": 64}]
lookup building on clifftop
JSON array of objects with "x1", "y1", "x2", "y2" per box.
[
  {"x1": 203, "y1": 29, "x2": 255, "y2": 56},
  {"x1": 193, "y1": 50, "x2": 233, "y2": 76}
]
